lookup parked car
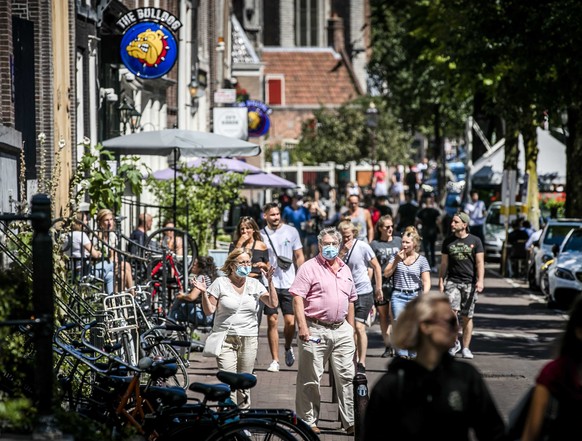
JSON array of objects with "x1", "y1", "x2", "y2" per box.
[
  {"x1": 547, "y1": 227, "x2": 582, "y2": 309},
  {"x1": 529, "y1": 218, "x2": 582, "y2": 291},
  {"x1": 483, "y1": 201, "x2": 525, "y2": 261}
]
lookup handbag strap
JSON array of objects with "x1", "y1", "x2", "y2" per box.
[
  {"x1": 263, "y1": 228, "x2": 280, "y2": 259},
  {"x1": 343, "y1": 239, "x2": 358, "y2": 266}
]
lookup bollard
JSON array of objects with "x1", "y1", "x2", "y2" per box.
[
  {"x1": 352, "y1": 372, "x2": 369, "y2": 440},
  {"x1": 31, "y1": 194, "x2": 61, "y2": 439}
]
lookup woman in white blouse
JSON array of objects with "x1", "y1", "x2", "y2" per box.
[{"x1": 197, "y1": 248, "x2": 277, "y2": 408}]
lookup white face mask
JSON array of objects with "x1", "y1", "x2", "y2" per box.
[{"x1": 297, "y1": 200, "x2": 304, "y2": 207}]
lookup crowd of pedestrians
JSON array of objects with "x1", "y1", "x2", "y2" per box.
[{"x1": 67, "y1": 160, "x2": 578, "y2": 439}]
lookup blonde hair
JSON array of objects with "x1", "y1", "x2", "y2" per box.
[
  {"x1": 392, "y1": 293, "x2": 451, "y2": 350},
  {"x1": 221, "y1": 248, "x2": 252, "y2": 276},
  {"x1": 402, "y1": 226, "x2": 422, "y2": 251},
  {"x1": 337, "y1": 219, "x2": 359, "y2": 236},
  {"x1": 96, "y1": 208, "x2": 114, "y2": 228}
]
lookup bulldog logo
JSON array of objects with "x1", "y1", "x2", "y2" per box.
[{"x1": 125, "y1": 28, "x2": 170, "y2": 67}]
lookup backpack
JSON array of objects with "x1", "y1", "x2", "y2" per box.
[{"x1": 506, "y1": 386, "x2": 559, "y2": 441}]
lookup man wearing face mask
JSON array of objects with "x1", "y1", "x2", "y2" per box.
[{"x1": 290, "y1": 227, "x2": 357, "y2": 436}]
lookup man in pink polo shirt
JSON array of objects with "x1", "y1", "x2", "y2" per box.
[{"x1": 290, "y1": 227, "x2": 357, "y2": 436}]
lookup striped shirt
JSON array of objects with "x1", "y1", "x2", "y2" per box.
[{"x1": 388, "y1": 254, "x2": 430, "y2": 291}]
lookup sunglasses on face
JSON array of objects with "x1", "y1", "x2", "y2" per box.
[{"x1": 426, "y1": 316, "x2": 458, "y2": 331}]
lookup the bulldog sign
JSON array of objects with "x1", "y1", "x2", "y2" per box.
[{"x1": 116, "y1": 8, "x2": 182, "y2": 79}]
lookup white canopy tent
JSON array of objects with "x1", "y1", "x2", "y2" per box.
[{"x1": 471, "y1": 127, "x2": 566, "y2": 188}]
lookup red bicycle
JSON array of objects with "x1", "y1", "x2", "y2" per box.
[{"x1": 144, "y1": 227, "x2": 197, "y2": 316}]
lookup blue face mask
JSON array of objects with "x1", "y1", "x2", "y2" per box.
[
  {"x1": 235, "y1": 265, "x2": 252, "y2": 277},
  {"x1": 322, "y1": 245, "x2": 339, "y2": 260}
]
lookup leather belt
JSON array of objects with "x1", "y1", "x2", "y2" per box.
[
  {"x1": 307, "y1": 317, "x2": 345, "y2": 329},
  {"x1": 395, "y1": 288, "x2": 419, "y2": 294}
]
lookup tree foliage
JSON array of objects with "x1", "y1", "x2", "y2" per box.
[
  {"x1": 369, "y1": 0, "x2": 582, "y2": 217},
  {"x1": 294, "y1": 98, "x2": 411, "y2": 166},
  {"x1": 146, "y1": 159, "x2": 245, "y2": 254},
  {"x1": 75, "y1": 141, "x2": 146, "y2": 217}
]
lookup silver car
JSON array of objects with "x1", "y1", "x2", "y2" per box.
[
  {"x1": 547, "y1": 227, "x2": 582, "y2": 309},
  {"x1": 529, "y1": 219, "x2": 582, "y2": 290}
]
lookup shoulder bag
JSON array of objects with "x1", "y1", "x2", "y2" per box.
[{"x1": 263, "y1": 228, "x2": 293, "y2": 270}]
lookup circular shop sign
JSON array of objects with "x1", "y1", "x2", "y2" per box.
[{"x1": 120, "y1": 22, "x2": 178, "y2": 79}]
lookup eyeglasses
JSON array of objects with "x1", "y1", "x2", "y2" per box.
[
  {"x1": 381, "y1": 225, "x2": 394, "y2": 229},
  {"x1": 426, "y1": 316, "x2": 458, "y2": 331},
  {"x1": 321, "y1": 242, "x2": 339, "y2": 246},
  {"x1": 235, "y1": 261, "x2": 252, "y2": 266}
]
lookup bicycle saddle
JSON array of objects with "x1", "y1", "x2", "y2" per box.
[
  {"x1": 142, "y1": 385, "x2": 188, "y2": 407},
  {"x1": 189, "y1": 382, "x2": 231, "y2": 402},
  {"x1": 216, "y1": 371, "x2": 257, "y2": 391}
]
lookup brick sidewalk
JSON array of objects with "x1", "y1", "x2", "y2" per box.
[
  {"x1": 186, "y1": 314, "x2": 371, "y2": 440},
  {"x1": 184, "y1": 266, "x2": 549, "y2": 441}
]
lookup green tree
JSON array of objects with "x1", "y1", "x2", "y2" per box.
[
  {"x1": 294, "y1": 98, "x2": 411, "y2": 166},
  {"x1": 75, "y1": 141, "x2": 146, "y2": 216},
  {"x1": 146, "y1": 159, "x2": 245, "y2": 254},
  {"x1": 369, "y1": 0, "x2": 582, "y2": 219}
]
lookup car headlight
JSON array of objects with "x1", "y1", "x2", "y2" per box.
[
  {"x1": 555, "y1": 267, "x2": 575, "y2": 280},
  {"x1": 541, "y1": 254, "x2": 553, "y2": 263}
]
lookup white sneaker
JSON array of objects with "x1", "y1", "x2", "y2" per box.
[
  {"x1": 449, "y1": 340, "x2": 461, "y2": 356},
  {"x1": 462, "y1": 348, "x2": 474, "y2": 359},
  {"x1": 285, "y1": 348, "x2": 295, "y2": 367},
  {"x1": 267, "y1": 360, "x2": 280, "y2": 372}
]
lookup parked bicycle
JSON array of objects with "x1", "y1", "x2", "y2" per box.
[{"x1": 54, "y1": 322, "x2": 318, "y2": 440}]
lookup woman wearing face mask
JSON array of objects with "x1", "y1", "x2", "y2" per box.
[
  {"x1": 383, "y1": 225, "x2": 431, "y2": 358},
  {"x1": 197, "y1": 248, "x2": 277, "y2": 408}
]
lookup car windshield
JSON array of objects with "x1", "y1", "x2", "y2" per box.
[
  {"x1": 543, "y1": 225, "x2": 577, "y2": 246},
  {"x1": 486, "y1": 207, "x2": 501, "y2": 226},
  {"x1": 562, "y1": 229, "x2": 582, "y2": 252}
]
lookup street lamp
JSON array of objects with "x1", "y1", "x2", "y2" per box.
[
  {"x1": 119, "y1": 99, "x2": 142, "y2": 133},
  {"x1": 366, "y1": 101, "x2": 380, "y2": 184}
]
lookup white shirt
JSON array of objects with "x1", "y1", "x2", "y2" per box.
[
  {"x1": 261, "y1": 224, "x2": 303, "y2": 289},
  {"x1": 465, "y1": 200, "x2": 487, "y2": 226},
  {"x1": 207, "y1": 276, "x2": 267, "y2": 337}
]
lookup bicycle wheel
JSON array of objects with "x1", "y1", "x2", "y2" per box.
[
  {"x1": 241, "y1": 411, "x2": 319, "y2": 441},
  {"x1": 145, "y1": 227, "x2": 198, "y2": 274},
  {"x1": 206, "y1": 419, "x2": 297, "y2": 441},
  {"x1": 161, "y1": 419, "x2": 296, "y2": 441},
  {"x1": 141, "y1": 335, "x2": 189, "y2": 389}
]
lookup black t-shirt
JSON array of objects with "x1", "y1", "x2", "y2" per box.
[
  {"x1": 441, "y1": 233, "x2": 484, "y2": 283},
  {"x1": 416, "y1": 207, "x2": 441, "y2": 238},
  {"x1": 364, "y1": 356, "x2": 506, "y2": 441},
  {"x1": 228, "y1": 240, "x2": 269, "y2": 282},
  {"x1": 397, "y1": 202, "x2": 419, "y2": 231},
  {"x1": 317, "y1": 181, "x2": 332, "y2": 199}
]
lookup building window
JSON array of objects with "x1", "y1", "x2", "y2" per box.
[
  {"x1": 266, "y1": 76, "x2": 284, "y2": 106},
  {"x1": 295, "y1": 0, "x2": 318, "y2": 46}
]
